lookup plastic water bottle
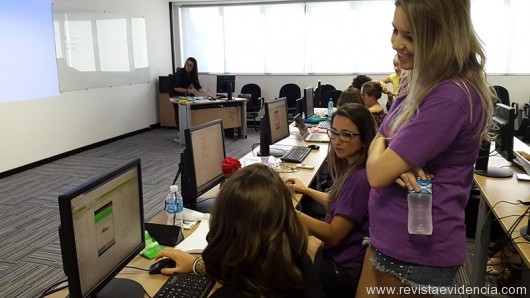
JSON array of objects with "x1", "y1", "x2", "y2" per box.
[
  {"x1": 327, "y1": 98, "x2": 334, "y2": 117},
  {"x1": 165, "y1": 185, "x2": 183, "y2": 227},
  {"x1": 407, "y1": 178, "x2": 433, "y2": 235}
]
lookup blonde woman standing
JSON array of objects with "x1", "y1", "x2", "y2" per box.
[{"x1": 357, "y1": 0, "x2": 494, "y2": 297}]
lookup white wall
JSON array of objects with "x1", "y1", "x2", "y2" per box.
[{"x1": 0, "y1": 0, "x2": 172, "y2": 173}]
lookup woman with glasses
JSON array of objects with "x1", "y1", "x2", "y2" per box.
[{"x1": 285, "y1": 103, "x2": 377, "y2": 297}]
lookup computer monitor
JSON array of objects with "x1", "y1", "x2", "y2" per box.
[
  {"x1": 258, "y1": 97, "x2": 290, "y2": 157},
  {"x1": 216, "y1": 75, "x2": 235, "y2": 100},
  {"x1": 295, "y1": 97, "x2": 303, "y2": 117},
  {"x1": 474, "y1": 103, "x2": 516, "y2": 178},
  {"x1": 303, "y1": 86, "x2": 314, "y2": 118},
  {"x1": 493, "y1": 103, "x2": 516, "y2": 162},
  {"x1": 181, "y1": 119, "x2": 226, "y2": 212},
  {"x1": 58, "y1": 159, "x2": 145, "y2": 298}
]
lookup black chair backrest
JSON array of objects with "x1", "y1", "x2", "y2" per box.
[
  {"x1": 279, "y1": 83, "x2": 302, "y2": 110},
  {"x1": 493, "y1": 85, "x2": 510, "y2": 106},
  {"x1": 241, "y1": 83, "x2": 263, "y2": 112},
  {"x1": 323, "y1": 89, "x2": 342, "y2": 106},
  {"x1": 314, "y1": 84, "x2": 336, "y2": 107}
]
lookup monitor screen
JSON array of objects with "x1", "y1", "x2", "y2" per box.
[
  {"x1": 303, "y1": 86, "x2": 314, "y2": 118},
  {"x1": 258, "y1": 97, "x2": 290, "y2": 157},
  {"x1": 58, "y1": 159, "x2": 145, "y2": 298},
  {"x1": 216, "y1": 75, "x2": 235, "y2": 100},
  {"x1": 181, "y1": 119, "x2": 226, "y2": 210},
  {"x1": 493, "y1": 103, "x2": 516, "y2": 162},
  {"x1": 474, "y1": 103, "x2": 516, "y2": 178}
]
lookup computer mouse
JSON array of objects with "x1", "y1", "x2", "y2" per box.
[
  {"x1": 149, "y1": 258, "x2": 176, "y2": 275},
  {"x1": 307, "y1": 144, "x2": 320, "y2": 150}
]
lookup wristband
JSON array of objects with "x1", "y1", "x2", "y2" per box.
[{"x1": 192, "y1": 257, "x2": 202, "y2": 275}]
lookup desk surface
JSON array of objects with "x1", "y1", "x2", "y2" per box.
[
  {"x1": 473, "y1": 138, "x2": 530, "y2": 266},
  {"x1": 170, "y1": 97, "x2": 247, "y2": 105}
]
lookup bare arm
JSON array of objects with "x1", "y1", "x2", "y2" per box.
[
  {"x1": 286, "y1": 178, "x2": 328, "y2": 206},
  {"x1": 366, "y1": 133, "x2": 414, "y2": 188},
  {"x1": 298, "y1": 212, "x2": 354, "y2": 246}
]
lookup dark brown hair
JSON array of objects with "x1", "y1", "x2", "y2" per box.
[
  {"x1": 361, "y1": 81, "x2": 383, "y2": 100},
  {"x1": 202, "y1": 163, "x2": 308, "y2": 297},
  {"x1": 327, "y1": 104, "x2": 377, "y2": 206},
  {"x1": 185, "y1": 57, "x2": 199, "y2": 81},
  {"x1": 337, "y1": 87, "x2": 363, "y2": 107}
]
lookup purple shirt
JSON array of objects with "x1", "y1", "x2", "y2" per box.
[
  {"x1": 370, "y1": 80, "x2": 484, "y2": 267},
  {"x1": 323, "y1": 168, "x2": 370, "y2": 278}
]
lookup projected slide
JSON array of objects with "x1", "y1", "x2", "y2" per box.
[{"x1": 0, "y1": 0, "x2": 59, "y2": 102}]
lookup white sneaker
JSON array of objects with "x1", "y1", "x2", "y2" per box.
[{"x1": 173, "y1": 138, "x2": 179, "y2": 143}]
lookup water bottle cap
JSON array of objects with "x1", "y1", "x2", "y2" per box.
[{"x1": 170, "y1": 185, "x2": 178, "y2": 192}]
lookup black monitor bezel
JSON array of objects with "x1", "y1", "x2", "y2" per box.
[
  {"x1": 265, "y1": 97, "x2": 290, "y2": 145},
  {"x1": 181, "y1": 119, "x2": 226, "y2": 208},
  {"x1": 493, "y1": 103, "x2": 516, "y2": 162},
  {"x1": 303, "y1": 86, "x2": 314, "y2": 118},
  {"x1": 58, "y1": 159, "x2": 145, "y2": 298},
  {"x1": 216, "y1": 75, "x2": 235, "y2": 93}
]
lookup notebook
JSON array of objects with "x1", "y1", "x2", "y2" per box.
[{"x1": 294, "y1": 114, "x2": 330, "y2": 143}]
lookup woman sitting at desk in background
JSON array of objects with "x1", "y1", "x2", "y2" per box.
[
  {"x1": 361, "y1": 81, "x2": 386, "y2": 127},
  {"x1": 156, "y1": 163, "x2": 324, "y2": 298},
  {"x1": 286, "y1": 103, "x2": 377, "y2": 297},
  {"x1": 169, "y1": 57, "x2": 214, "y2": 138},
  {"x1": 357, "y1": 0, "x2": 494, "y2": 296},
  {"x1": 337, "y1": 87, "x2": 363, "y2": 107}
]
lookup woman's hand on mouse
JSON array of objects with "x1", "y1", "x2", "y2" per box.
[
  {"x1": 156, "y1": 248, "x2": 195, "y2": 275},
  {"x1": 285, "y1": 178, "x2": 308, "y2": 194}
]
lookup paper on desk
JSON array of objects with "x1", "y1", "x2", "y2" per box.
[
  {"x1": 175, "y1": 214, "x2": 210, "y2": 253},
  {"x1": 183, "y1": 208, "x2": 205, "y2": 222}
]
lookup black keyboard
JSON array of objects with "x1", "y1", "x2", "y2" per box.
[
  {"x1": 281, "y1": 146, "x2": 312, "y2": 163},
  {"x1": 154, "y1": 273, "x2": 215, "y2": 298}
]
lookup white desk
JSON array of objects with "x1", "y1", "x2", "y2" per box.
[{"x1": 170, "y1": 97, "x2": 247, "y2": 145}]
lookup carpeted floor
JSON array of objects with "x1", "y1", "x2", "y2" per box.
[{"x1": 0, "y1": 126, "x2": 502, "y2": 297}]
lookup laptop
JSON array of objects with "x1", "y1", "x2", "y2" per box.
[{"x1": 294, "y1": 114, "x2": 330, "y2": 143}]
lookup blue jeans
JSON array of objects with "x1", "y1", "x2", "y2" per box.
[
  {"x1": 314, "y1": 248, "x2": 358, "y2": 297},
  {"x1": 366, "y1": 240, "x2": 460, "y2": 289}
]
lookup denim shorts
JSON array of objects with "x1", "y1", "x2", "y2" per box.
[{"x1": 364, "y1": 238, "x2": 460, "y2": 290}]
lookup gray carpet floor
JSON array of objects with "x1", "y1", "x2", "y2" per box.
[{"x1": 0, "y1": 126, "x2": 502, "y2": 297}]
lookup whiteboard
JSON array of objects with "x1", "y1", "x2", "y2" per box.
[{"x1": 53, "y1": 6, "x2": 150, "y2": 92}]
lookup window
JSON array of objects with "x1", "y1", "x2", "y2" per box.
[{"x1": 179, "y1": 0, "x2": 530, "y2": 75}]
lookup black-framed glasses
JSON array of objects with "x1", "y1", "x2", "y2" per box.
[{"x1": 326, "y1": 129, "x2": 360, "y2": 142}]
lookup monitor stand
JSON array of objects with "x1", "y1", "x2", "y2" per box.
[
  {"x1": 92, "y1": 278, "x2": 144, "y2": 298},
  {"x1": 474, "y1": 167, "x2": 513, "y2": 178},
  {"x1": 192, "y1": 197, "x2": 216, "y2": 213}
]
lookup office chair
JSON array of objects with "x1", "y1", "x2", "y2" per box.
[
  {"x1": 314, "y1": 84, "x2": 336, "y2": 108},
  {"x1": 493, "y1": 85, "x2": 510, "y2": 106},
  {"x1": 241, "y1": 83, "x2": 264, "y2": 131},
  {"x1": 279, "y1": 83, "x2": 302, "y2": 118},
  {"x1": 323, "y1": 89, "x2": 342, "y2": 106}
]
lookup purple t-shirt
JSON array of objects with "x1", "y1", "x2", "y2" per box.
[
  {"x1": 323, "y1": 168, "x2": 370, "y2": 278},
  {"x1": 370, "y1": 80, "x2": 484, "y2": 267}
]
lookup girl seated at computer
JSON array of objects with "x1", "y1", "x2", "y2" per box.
[
  {"x1": 155, "y1": 163, "x2": 324, "y2": 298},
  {"x1": 285, "y1": 103, "x2": 377, "y2": 297}
]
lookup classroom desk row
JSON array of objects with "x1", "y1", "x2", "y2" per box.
[
  {"x1": 52, "y1": 125, "x2": 330, "y2": 297},
  {"x1": 470, "y1": 138, "x2": 530, "y2": 298}
]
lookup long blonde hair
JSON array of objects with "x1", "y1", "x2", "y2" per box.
[{"x1": 392, "y1": 0, "x2": 494, "y2": 141}]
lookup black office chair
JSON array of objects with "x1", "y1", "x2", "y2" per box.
[
  {"x1": 241, "y1": 83, "x2": 264, "y2": 131},
  {"x1": 323, "y1": 89, "x2": 342, "y2": 106},
  {"x1": 314, "y1": 84, "x2": 336, "y2": 108},
  {"x1": 493, "y1": 85, "x2": 510, "y2": 106},
  {"x1": 279, "y1": 83, "x2": 301, "y2": 117}
]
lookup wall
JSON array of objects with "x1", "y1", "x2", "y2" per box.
[{"x1": 0, "y1": 0, "x2": 172, "y2": 173}]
